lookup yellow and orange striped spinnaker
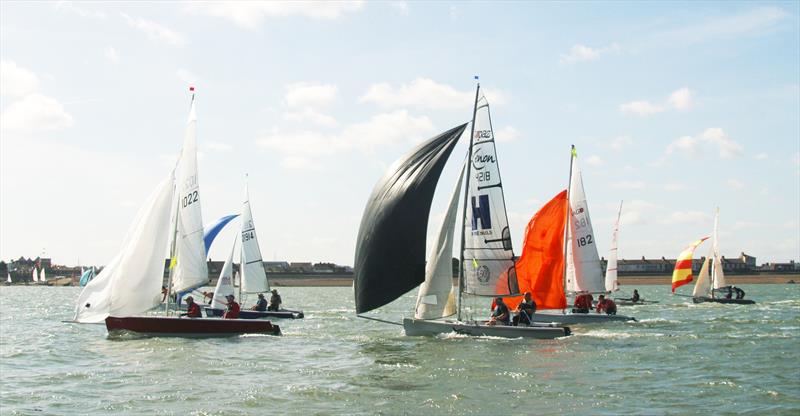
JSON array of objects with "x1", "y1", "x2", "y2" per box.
[{"x1": 671, "y1": 237, "x2": 709, "y2": 292}]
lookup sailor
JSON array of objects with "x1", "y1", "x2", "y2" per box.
[
  {"x1": 733, "y1": 286, "x2": 745, "y2": 299},
  {"x1": 223, "y1": 295, "x2": 240, "y2": 319},
  {"x1": 595, "y1": 295, "x2": 617, "y2": 315},
  {"x1": 632, "y1": 289, "x2": 640, "y2": 303},
  {"x1": 572, "y1": 293, "x2": 592, "y2": 313},
  {"x1": 512, "y1": 292, "x2": 536, "y2": 326},
  {"x1": 182, "y1": 296, "x2": 202, "y2": 318},
  {"x1": 268, "y1": 289, "x2": 282, "y2": 311},
  {"x1": 487, "y1": 297, "x2": 510, "y2": 326},
  {"x1": 251, "y1": 293, "x2": 268, "y2": 311}
]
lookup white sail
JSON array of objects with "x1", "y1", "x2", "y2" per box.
[
  {"x1": 6, "y1": 271, "x2": 11, "y2": 283},
  {"x1": 605, "y1": 201, "x2": 622, "y2": 293},
  {"x1": 711, "y1": 208, "x2": 726, "y2": 289},
  {"x1": 462, "y1": 91, "x2": 517, "y2": 296},
  {"x1": 212, "y1": 236, "x2": 237, "y2": 309},
  {"x1": 565, "y1": 148, "x2": 605, "y2": 294},
  {"x1": 171, "y1": 99, "x2": 209, "y2": 293},
  {"x1": 40, "y1": 267, "x2": 46, "y2": 283},
  {"x1": 240, "y1": 181, "x2": 269, "y2": 293},
  {"x1": 31, "y1": 267, "x2": 38, "y2": 282},
  {"x1": 693, "y1": 251, "x2": 712, "y2": 297},
  {"x1": 74, "y1": 172, "x2": 175, "y2": 323},
  {"x1": 415, "y1": 162, "x2": 464, "y2": 319}
]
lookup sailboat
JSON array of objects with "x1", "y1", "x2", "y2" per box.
[
  {"x1": 40, "y1": 266, "x2": 46, "y2": 284},
  {"x1": 5, "y1": 271, "x2": 11, "y2": 285},
  {"x1": 676, "y1": 208, "x2": 755, "y2": 305},
  {"x1": 204, "y1": 181, "x2": 304, "y2": 319},
  {"x1": 526, "y1": 147, "x2": 635, "y2": 324},
  {"x1": 73, "y1": 88, "x2": 280, "y2": 337},
  {"x1": 355, "y1": 83, "x2": 570, "y2": 339},
  {"x1": 604, "y1": 203, "x2": 656, "y2": 306},
  {"x1": 31, "y1": 267, "x2": 38, "y2": 284},
  {"x1": 78, "y1": 267, "x2": 95, "y2": 287}
]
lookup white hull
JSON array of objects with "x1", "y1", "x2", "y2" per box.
[
  {"x1": 530, "y1": 311, "x2": 635, "y2": 324},
  {"x1": 402, "y1": 318, "x2": 570, "y2": 339}
]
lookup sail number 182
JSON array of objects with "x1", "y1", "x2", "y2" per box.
[{"x1": 577, "y1": 234, "x2": 593, "y2": 247}]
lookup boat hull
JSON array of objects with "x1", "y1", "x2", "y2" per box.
[
  {"x1": 692, "y1": 297, "x2": 756, "y2": 305},
  {"x1": 203, "y1": 307, "x2": 303, "y2": 319},
  {"x1": 530, "y1": 311, "x2": 636, "y2": 324},
  {"x1": 105, "y1": 316, "x2": 281, "y2": 337},
  {"x1": 402, "y1": 318, "x2": 571, "y2": 339},
  {"x1": 614, "y1": 300, "x2": 659, "y2": 306}
]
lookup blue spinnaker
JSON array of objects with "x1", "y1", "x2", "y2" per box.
[
  {"x1": 79, "y1": 267, "x2": 95, "y2": 287},
  {"x1": 203, "y1": 214, "x2": 239, "y2": 254}
]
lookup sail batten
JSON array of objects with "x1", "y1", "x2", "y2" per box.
[{"x1": 354, "y1": 123, "x2": 468, "y2": 314}]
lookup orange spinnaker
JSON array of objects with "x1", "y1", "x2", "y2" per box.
[
  {"x1": 505, "y1": 190, "x2": 568, "y2": 311},
  {"x1": 671, "y1": 237, "x2": 709, "y2": 292}
]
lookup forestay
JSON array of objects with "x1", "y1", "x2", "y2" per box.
[
  {"x1": 171, "y1": 100, "x2": 209, "y2": 293},
  {"x1": 74, "y1": 172, "x2": 175, "y2": 323},
  {"x1": 354, "y1": 124, "x2": 467, "y2": 314},
  {"x1": 240, "y1": 181, "x2": 269, "y2": 294},
  {"x1": 462, "y1": 92, "x2": 517, "y2": 296},
  {"x1": 415, "y1": 162, "x2": 465, "y2": 320},
  {"x1": 565, "y1": 148, "x2": 604, "y2": 294}
]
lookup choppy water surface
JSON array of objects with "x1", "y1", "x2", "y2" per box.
[{"x1": 1, "y1": 285, "x2": 798, "y2": 415}]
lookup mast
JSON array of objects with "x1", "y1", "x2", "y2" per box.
[
  {"x1": 562, "y1": 145, "x2": 575, "y2": 308},
  {"x1": 457, "y1": 79, "x2": 481, "y2": 322}
]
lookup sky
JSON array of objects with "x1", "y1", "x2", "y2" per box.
[{"x1": 1, "y1": 1, "x2": 798, "y2": 269}]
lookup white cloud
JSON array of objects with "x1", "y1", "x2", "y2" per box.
[
  {"x1": 619, "y1": 100, "x2": 664, "y2": 116},
  {"x1": 559, "y1": 43, "x2": 620, "y2": 64},
  {"x1": 586, "y1": 155, "x2": 604, "y2": 167},
  {"x1": 1, "y1": 61, "x2": 41, "y2": 98},
  {"x1": 618, "y1": 200, "x2": 658, "y2": 226},
  {"x1": 187, "y1": 1, "x2": 365, "y2": 30},
  {"x1": 121, "y1": 13, "x2": 187, "y2": 46},
  {"x1": 284, "y1": 83, "x2": 337, "y2": 108},
  {"x1": 281, "y1": 156, "x2": 322, "y2": 172},
  {"x1": 700, "y1": 128, "x2": 743, "y2": 158},
  {"x1": 655, "y1": 7, "x2": 790, "y2": 45},
  {"x1": 661, "y1": 210, "x2": 711, "y2": 225},
  {"x1": 205, "y1": 141, "x2": 232, "y2": 152},
  {"x1": 257, "y1": 110, "x2": 435, "y2": 156},
  {"x1": 494, "y1": 126, "x2": 520, "y2": 142},
  {"x1": 726, "y1": 179, "x2": 745, "y2": 190},
  {"x1": 360, "y1": 78, "x2": 473, "y2": 110},
  {"x1": 732, "y1": 221, "x2": 761, "y2": 230},
  {"x1": 668, "y1": 87, "x2": 693, "y2": 110},
  {"x1": 754, "y1": 152, "x2": 768, "y2": 160},
  {"x1": 54, "y1": 1, "x2": 107, "y2": 19},
  {"x1": 105, "y1": 46, "x2": 120, "y2": 63},
  {"x1": 666, "y1": 128, "x2": 742, "y2": 159},
  {"x1": 666, "y1": 135, "x2": 700, "y2": 157},
  {"x1": 611, "y1": 180, "x2": 645, "y2": 189},
  {"x1": 283, "y1": 108, "x2": 338, "y2": 128},
  {"x1": 1, "y1": 93, "x2": 74, "y2": 133}
]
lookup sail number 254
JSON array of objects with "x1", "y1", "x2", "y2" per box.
[{"x1": 181, "y1": 191, "x2": 198, "y2": 208}]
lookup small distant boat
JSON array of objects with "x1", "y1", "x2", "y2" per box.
[
  {"x1": 672, "y1": 208, "x2": 755, "y2": 305},
  {"x1": 73, "y1": 89, "x2": 280, "y2": 337},
  {"x1": 203, "y1": 178, "x2": 304, "y2": 320},
  {"x1": 5, "y1": 271, "x2": 11, "y2": 285},
  {"x1": 355, "y1": 83, "x2": 570, "y2": 339},
  {"x1": 31, "y1": 267, "x2": 39, "y2": 284}
]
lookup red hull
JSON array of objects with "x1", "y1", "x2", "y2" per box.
[{"x1": 105, "y1": 316, "x2": 280, "y2": 337}]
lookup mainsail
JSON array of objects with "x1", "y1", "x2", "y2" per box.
[
  {"x1": 565, "y1": 146, "x2": 604, "y2": 294},
  {"x1": 605, "y1": 201, "x2": 623, "y2": 293},
  {"x1": 414, "y1": 162, "x2": 465, "y2": 320},
  {"x1": 354, "y1": 123, "x2": 467, "y2": 314},
  {"x1": 74, "y1": 172, "x2": 175, "y2": 323},
  {"x1": 505, "y1": 190, "x2": 568, "y2": 311},
  {"x1": 711, "y1": 208, "x2": 726, "y2": 289},
  {"x1": 31, "y1": 267, "x2": 38, "y2": 283},
  {"x1": 171, "y1": 99, "x2": 209, "y2": 293},
  {"x1": 462, "y1": 92, "x2": 517, "y2": 296},
  {"x1": 40, "y1": 267, "x2": 46, "y2": 283},
  {"x1": 240, "y1": 181, "x2": 269, "y2": 294}
]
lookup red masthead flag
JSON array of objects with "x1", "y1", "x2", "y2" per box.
[{"x1": 189, "y1": 86, "x2": 195, "y2": 91}]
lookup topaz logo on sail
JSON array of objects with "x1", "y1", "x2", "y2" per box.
[{"x1": 474, "y1": 129, "x2": 492, "y2": 140}]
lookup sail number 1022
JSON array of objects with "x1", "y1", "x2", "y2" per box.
[{"x1": 182, "y1": 191, "x2": 198, "y2": 208}]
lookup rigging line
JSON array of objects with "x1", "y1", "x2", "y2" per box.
[{"x1": 357, "y1": 315, "x2": 403, "y2": 326}]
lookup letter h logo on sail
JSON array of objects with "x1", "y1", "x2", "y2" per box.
[{"x1": 471, "y1": 195, "x2": 492, "y2": 230}]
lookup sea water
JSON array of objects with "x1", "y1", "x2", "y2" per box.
[{"x1": 0, "y1": 285, "x2": 798, "y2": 415}]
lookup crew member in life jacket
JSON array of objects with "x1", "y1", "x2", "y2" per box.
[
  {"x1": 572, "y1": 293, "x2": 593, "y2": 313},
  {"x1": 182, "y1": 296, "x2": 201, "y2": 318},
  {"x1": 223, "y1": 295, "x2": 240, "y2": 319},
  {"x1": 268, "y1": 289, "x2": 282, "y2": 311},
  {"x1": 595, "y1": 295, "x2": 617, "y2": 315}
]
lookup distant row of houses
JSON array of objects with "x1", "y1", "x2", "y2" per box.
[{"x1": 1, "y1": 253, "x2": 797, "y2": 283}]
